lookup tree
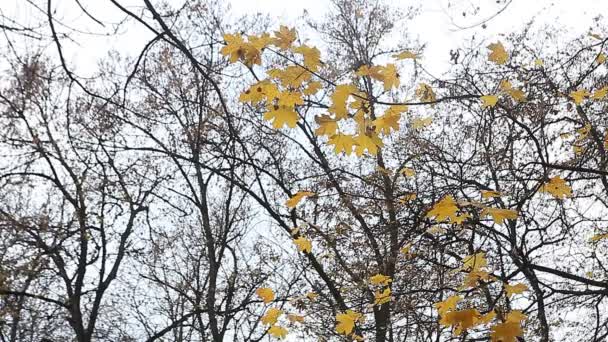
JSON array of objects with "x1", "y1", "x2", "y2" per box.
[{"x1": 1, "y1": 0, "x2": 607, "y2": 341}]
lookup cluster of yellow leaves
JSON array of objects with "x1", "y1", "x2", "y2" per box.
[
  {"x1": 499, "y1": 79, "x2": 527, "y2": 102},
  {"x1": 256, "y1": 286, "x2": 308, "y2": 340},
  {"x1": 369, "y1": 273, "x2": 392, "y2": 286},
  {"x1": 540, "y1": 176, "x2": 572, "y2": 199},
  {"x1": 459, "y1": 252, "x2": 496, "y2": 289},
  {"x1": 435, "y1": 295, "x2": 496, "y2": 336},
  {"x1": 570, "y1": 85, "x2": 608, "y2": 104},
  {"x1": 356, "y1": 64, "x2": 400, "y2": 90},
  {"x1": 369, "y1": 274, "x2": 392, "y2": 306}
]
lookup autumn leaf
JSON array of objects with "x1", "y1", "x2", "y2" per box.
[
  {"x1": 329, "y1": 84, "x2": 358, "y2": 119},
  {"x1": 303, "y1": 81, "x2": 323, "y2": 95},
  {"x1": 481, "y1": 207, "x2": 518, "y2": 225},
  {"x1": 293, "y1": 45, "x2": 321, "y2": 71},
  {"x1": 272, "y1": 25, "x2": 297, "y2": 50},
  {"x1": 328, "y1": 133, "x2": 356, "y2": 155},
  {"x1": 504, "y1": 282, "x2": 528, "y2": 297},
  {"x1": 412, "y1": 117, "x2": 433, "y2": 129},
  {"x1": 263, "y1": 105, "x2": 299, "y2": 129},
  {"x1": 314, "y1": 114, "x2": 338, "y2": 136},
  {"x1": 369, "y1": 273, "x2": 392, "y2": 286},
  {"x1": 392, "y1": 50, "x2": 418, "y2": 60},
  {"x1": 400, "y1": 167, "x2": 415, "y2": 177},
  {"x1": 481, "y1": 190, "x2": 502, "y2": 199},
  {"x1": 534, "y1": 58, "x2": 544, "y2": 66},
  {"x1": 506, "y1": 88, "x2": 526, "y2": 102},
  {"x1": 293, "y1": 236, "x2": 312, "y2": 253},
  {"x1": 590, "y1": 233, "x2": 608, "y2": 242},
  {"x1": 426, "y1": 195, "x2": 459, "y2": 223},
  {"x1": 439, "y1": 309, "x2": 482, "y2": 336},
  {"x1": 481, "y1": 95, "x2": 499, "y2": 108},
  {"x1": 268, "y1": 325, "x2": 288, "y2": 339},
  {"x1": 285, "y1": 191, "x2": 315, "y2": 208},
  {"x1": 335, "y1": 310, "x2": 361, "y2": 335},
  {"x1": 487, "y1": 41, "x2": 508, "y2": 65},
  {"x1": 373, "y1": 105, "x2": 407, "y2": 135},
  {"x1": 591, "y1": 86, "x2": 608, "y2": 100},
  {"x1": 462, "y1": 252, "x2": 488, "y2": 272},
  {"x1": 490, "y1": 311, "x2": 526, "y2": 342},
  {"x1": 398, "y1": 193, "x2": 417, "y2": 204},
  {"x1": 287, "y1": 314, "x2": 305, "y2": 323},
  {"x1": 597, "y1": 53, "x2": 607, "y2": 64},
  {"x1": 261, "y1": 308, "x2": 283, "y2": 325},
  {"x1": 540, "y1": 176, "x2": 572, "y2": 199},
  {"x1": 374, "y1": 288, "x2": 392, "y2": 306},
  {"x1": 434, "y1": 295, "x2": 462, "y2": 316},
  {"x1": 570, "y1": 88, "x2": 590, "y2": 105},
  {"x1": 256, "y1": 288, "x2": 275, "y2": 304},
  {"x1": 353, "y1": 133, "x2": 383, "y2": 156},
  {"x1": 415, "y1": 83, "x2": 436, "y2": 103},
  {"x1": 306, "y1": 292, "x2": 319, "y2": 301},
  {"x1": 240, "y1": 80, "x2": 280, "y2": 104}
]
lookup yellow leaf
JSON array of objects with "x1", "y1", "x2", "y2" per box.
[
  {"x1": 481, "y1": 190, "x2": 502, "y2": 199},
  {"x1": 306, "y1": 292, "x2": 318, "y2": 301},
  {"x1": 293, "y1": 236, "x2": 312, "y2": 253},
  {"x1": 400, "y1": 242, "x2": 412, "y2": 255},
  {"x1": 597, "y1": 53, "x2": 607, "y2": 64},
  {"x1": 369, "y1": 274, "x2": 392, "y2": 286},
  {"x1": 287, "y1": 314, "x2": 305, "y2": 323},
  {"x1": 462, "y1": 252, "x2": 488, "y2": 272},
  {"x1": 412, "y1": 117, "x2": 433, "y2": 129},
  {"x1": 272, "y1": 25, "x2": 297, "y2": 50},
  {"x1": 240, "y1": 80, "x2": 280, "y2": 104},
  {"x1": 314, "y1": 114, "x2": 338, "y2": 136},
  {"x1": 374, "y1": 288, "x2": 392, "y2": 306},
  {"x1": 499, "y1": 79, "x2": 512, "y2": 91},
  {"x1": 263, "y1": 105, "x2": 299, "y2": 129},
  {"x1": 591, "y1": 86, "x2": 608, "y2": 100},
  {"x1": 285, "y1": 191, "x2": 315, "y2": 208},
  {"x1": 329, "y1": 84, "x2": 358, "y2": 119},
  {"x1": 293, "y1": 45, "x2": 321, "y2": 71},
  {"x1": 261, "y1": 308, "x2": 283, "y2": 325},
  {"x1": 303, "y1": 81, "x2": 323, "y2": 95},
  {"x1": 426, "y1": 195, "x2": 459, "y2": 223},
  {"x1": 268, "y1": 325, "x2": 288, "y2": 339},
  {"x1": 481, "y1": 207, "x2": 518, "y2": 225},
  {"x1": 434, "y1": 295, "x2": 462, "y2": 316},
  {"x1": 335, "y1": 310, "x2": 361, "y2": 335},
  {"x1": 439, "y1": 309, "x2": 482, "y2": 336},
  {"x1": 481, "y1": 95, "x2": 499, "y2": 108},
  {"x1": 506, "y1": 310, "x2": 527, "y2": 323},
  {"x1": 534, "y1": 58, "x2": 544, "y2": 66},
  {"x1": 504, "y1": 282, "x2": 528, "y2": 297},
  {"x1": 570, "y1": 88, "x2": 590, "y2": 105},
  {"x1": 267, "y1": 66, "x2": 312, "y2": 88},
  {"x1": 490, "y1": 321, "x2": 522, "y2": 342},
  {"x1": 373, "y1": 105, "x2": 406, "y2": 135},
  {"x1": 400, "y1": 167, "x2": 416, "y2": 177},
  {"x1": 589, "y1": 32, "x2": 603, "y2": 40},
  {"x1": 354, "y1": 133, "x2": 383, "y2": 156},
  {"x1": 393, "y1": 50, "x2": 418, "y2": 60},
  {"x1": 256, "y1": 288, "x2": 275, "y2": 304},
  {"x1": 506, "y1": 88, "x2": 527, "y2": 102},
  {"x1": 398, "y1": 193, "x2": 417, "y2": 204},
  {"x1": 415, "y1": 83, "x2": 436, "y2": 103},
  {"x1": 328, "y1": 133, "x2": 356, "y2": 155},
  {"x1": 479, "y1": 310, "x2": 496, "y2": 324},
  {"x1": 590, "y1": 233, "x2": 608, "y2": 242},
  {"x1": 487, "y1": 41, "x2": 508, "y2": 65},
  {"x1": 540, "y1": 176, "x2": 572, "y2": 199}
]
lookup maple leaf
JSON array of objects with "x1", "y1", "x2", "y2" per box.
[
  {"x1": 426, "y1": 195, "x2": 459, "y2": 223},
  {"x1": 462, "y1": 252, "x2": 488, "y2": 272},
  {"x1": 590, "y1": 233, "x2": 608, "y2": 242},
  {"x1": 504, "y1": 282, "x2": 528, "y2": 297},
  {"x1": 263, "y1": 105, "x2": 299, "y2": 129},
  {"x1": 487, "y1": 41, "x2": 508, "y2": 65},
  {"x1": 240, "y1": 80, "x2": 280, "y2": 104},
  {"x1": 328, "y1": 133, "x2": 356, "y2": 155},
  {"x1": 221, "y1": 33, "x2": 246, "y2": 63},
  {"x1": 400, "y1": 167, "x2": 415, "y2": 177},
  {"x1": 481, "y1": 207, "x2": 518, "y2": 225},
  {"x1": 374, "y1": 288, "x2": 392, "y2": 306},
  {"x1": 354, "y1": 133, "x2": 383, "y2": 156},
  {"x1": 398, "y1": 193, "x2": 417, "y2": 204},
  {"x1": 591, "y1": 86, "x2": 608, "y2": 100},
  {"x1": 540, "y1": 176, "x2": 572, "y2": 199},
  {"x1": 481, "y1": 95, "x2": 499, "y2": 108},
  {"x1": 434, "y1": 295, "x2": 462, "y2": 316},
  {"x1": 369, "y1": 274, "x2": 392, "y2": 286},
  {"x1": 315, "y1": 114, "x2": 338, "y2": 136},
  {"x1": 329, "y1": 84, "x2": 358, "y2": 119},
  {"x1": 373, "y1": 105, "x2": 407, "y2": 135},
  {"x1": 415, "y1": 83, "x2": 436, "y2": 103},
  {"x1": 479, "y1": 310, "x2": 497, "y2": 324},
  {"x1": 377, "y1": 63, "x2": 400, "y2": 90},
  {"x1": 272, "y1": 25, "x2": 297, "y2": 50},
  {"x1": 306, "y1": 292, "x2": 318, "y2": 301},
  {"x1": 534, "y1": 58, "x2": 544, "y2": 66},
  {"x1": 597, "y1": 53, "x2": 607, "y2": 64},
  {"x1": 293, "y1": 236, "x2": 312, "y2": 253},
  {"x1": 287, "y1": 314, "x2": 305, "y2": 323},
  {"x1": 335, "y1": 310, "x2": 361, "y2": 335},
  {"x1": 412, "y1": 117, "x2": 433, "y2": 129},
  {"x1": 507, "y1": 88, "x2": 526, "y2": 102},
  {"x1": 439, "y1": 309, "x2": 482, "y2": 336},
  {"x1": 500, "y1": 79, "x2": 513, "y2": 91},
  {"x1": 285, "y1": 191, "x2": 315, "y2": 208},
  {"x1": 392, "y1": 50, "x2": 418, "y2": 60},
  {"x1": 268, "y1": 325, "x2": 288, "y2": 339},
  {"x1": 261, "y1": 308, "x2": 283, "y2": 325},
  {"x1": 303, "y1": 81, "x2": 323, "y2": 96},
  {"x1": 268, "y1": 66, "x2": 312, "y2": 88},
  {"x1": 570, "y1": 88, "x2": 590, "y2": 105},
  {"x1": 481, "y1": 190, "x2": 502, "y2": 199},
  {"x1": 490, "y1": 311, "x2": 526, "y2": 342},
  {"x1": 256, "y1": 288, "x2": 275, "y2": 304},
  {"x1": 293, "y1": 45, "x2": 321, "y2": 71},
  {"x1": 276, "y1": 91, "x2": 304, "y2": 107}
]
